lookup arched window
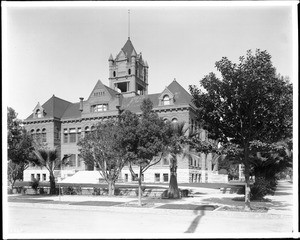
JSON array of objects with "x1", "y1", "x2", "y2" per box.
[
  {"x1": 128, "y1": 69, "x2": 131, "y2": 75},
  {"x1": 113, "y1": 71, "x2": 116, "y2": 77},
  {"x1": 163, "y1": 118, "x2": 168, "y2": 124},
  {"x1": 91, "y1": 126, "x2": 95, "y2": 132},
  {"x1": 36, "y1": 129, "x2": 41, "y2": 141},
  {"x1": 84, "y1": 126, "x2": 90, "y2": 137},
  {"x1": 172, "y1": 118, "x2": 178, "y2": 124},
  {"x1": 30, "y1": 129, "x2": 35, "y2": 136},
  {"x1": 162, "y1": 95, "x2": 170, "y2": 106},
  {"x1": 36, "y1": 109, "x2": 42, "y2": 118},
  {"x1": 42, "y1": 128, "x2": 47, "y2": 142}
]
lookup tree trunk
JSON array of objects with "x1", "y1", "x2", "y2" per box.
[
  {"x1": 168, "y1": 160, "x2": 180, "y2": 198},
  {"x1": 108, "y1": 180, "x2": 115, "y2": 196},
  {"x1": 243, "y1": 144, "x2": 251, "y2": 211},
  {"x1": 49, "y1": 172, "x2": 56, "y2": 195},
  {"x1": 138, "y1": 167, "x2": 143, "y2": 206}
]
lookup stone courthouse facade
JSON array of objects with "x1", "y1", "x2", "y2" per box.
[{"x1": 23, "y1": 38, "x2": 225, "y2": 184}]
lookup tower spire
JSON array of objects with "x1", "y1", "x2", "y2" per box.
[{"x1": 128, "y1": 9, "x2": 130, "y2": 39}]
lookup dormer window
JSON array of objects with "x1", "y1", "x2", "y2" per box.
[
  {"x1": 36, "y1": 109, "x2": 42, "y2": 118},
  {"x1": 92, "y1": 104, "x2": 108, "y2": 112},
  {"x1": 163, "y1": 95, "x2": 170, "y2": 106}
]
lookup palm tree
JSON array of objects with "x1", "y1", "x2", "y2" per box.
[
  {"x1": 164, "y1": 122, "x2": 197, "y2": 198},
  {"x1": 33, "y1": 147, "x2": 70, "y2": 195}
]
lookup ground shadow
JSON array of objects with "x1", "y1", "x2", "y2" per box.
[{"x1": 184, "y1": 205, "x2": 216, "y2": 233}]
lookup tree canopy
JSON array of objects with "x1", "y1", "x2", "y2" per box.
[
  {"x1": 78, "y1": 120, "x2": 127, "y2": 195},
  {"x1": 189, "y1": 49, "x2": 293, "y2": 209}
]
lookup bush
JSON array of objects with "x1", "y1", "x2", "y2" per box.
[
  {"x1": 64, "y1": 186, "x2": 76, "y2": 195},
  {"x1": 250, "y1": 177, "x2": 277, "y2": 200},
  {"x1": 30, "y1": 178, "x2": 39, "y2": 192},
  {"x1": 93, "y1": 187, "x2": 101, "y2": 195}
]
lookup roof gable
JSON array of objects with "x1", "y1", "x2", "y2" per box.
[
  {"x1": 167, "y1": 80, "x2": 193, "y2": 105},
  {"x1": 88, "y1": 80, "x2": 118, "y2": 101}
]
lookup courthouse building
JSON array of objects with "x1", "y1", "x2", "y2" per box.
[{"x1": 23, "y1": 38, "x2": 226, "y2": 184}]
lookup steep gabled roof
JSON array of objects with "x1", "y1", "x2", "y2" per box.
[
  {"x1": 167, "y1": 79, "x2": 193, "y2": 106},
  {"x1": 26, "y1": 95, "x2": 71, "y2": 120},
  {"x1": 88, "y1": 80, "x2": 119, "y2": 100}
]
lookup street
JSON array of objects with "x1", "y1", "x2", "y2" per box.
[{"x1": 6, "y1": 204, "x2": 293, "y2": 238}]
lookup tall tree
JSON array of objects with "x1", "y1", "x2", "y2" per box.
[
  {"x1": 189, "y1": 49, "x2": 292, "y2": 210},
  {"x1": 33, "y1": 147, "x2": 70, "y2": 194},
  {"x1": 78, "y1": 120, "x2": 127, "y2": 196},
  {"x1": 121, "y1": 99, "x2": 172, "y2": 206},
  {"x1": 7, "y1": 107, "x2": 35, "y2": 192}
]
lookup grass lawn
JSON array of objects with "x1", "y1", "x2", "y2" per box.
[{"x1": 14, "y1": 181, "x2": 243, "y2": 190}]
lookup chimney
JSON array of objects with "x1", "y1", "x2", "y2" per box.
[
  {"x1": 116, "y1": 93, "x2": 121, "y2": 110},
  {"x1": 79, "y1": 97, "x2": 84, "y2": 112}
]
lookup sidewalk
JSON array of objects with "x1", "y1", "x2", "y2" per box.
[
  {"x1": 266, "y1": 180, "x2": 294, "y2": 216},
  {"x1": 7, "y1": 180, "x2": 294, "y2": 218}
]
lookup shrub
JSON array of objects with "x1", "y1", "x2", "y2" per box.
[
  {"x1": 30, "y1": 178, "x2": 40, "y2": 192},
  {"x1": 93, "y1": 187, "x2": 101, "y2": 195},
  {"x1": 250, "y1": 177, "x2": 277, "y2": 200},
  {"x1": 64, "y1": 186, "x2": 77, "y2": 195}
]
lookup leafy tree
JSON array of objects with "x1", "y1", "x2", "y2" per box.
[
  {"x1": 77, "y1": 120, "x2": 127, "y2": 196},
  {"x1": 7, "y1": 107, "x2": 35, "y2": 192},
  {"x1": 189, "y1": 49, "x2": 292, "y2": 210},
  {"x1": 33, "y1": 147, "x2": 70, "y2": 194},
  {"x1": 121, "y1": 98, "x2": 172, "y2": 206}
]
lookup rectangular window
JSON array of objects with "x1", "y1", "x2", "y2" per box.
[
  {"x1": 163, "y1": 158, "x2": 169, "y2": 166},
  {"x1": 43, "y1": 174, "x2": 46, "y2": 181},
  {"x1": 163, "y1": 173, "x2": 168, "y2": 182},
  {"x1": 68, "y1": 154, "x2": 76, "y2": 167},
  {"x1": 42, "y1": 133, "x2": 47, "y2": 142},
  {"x1": 31, "y1": 174, "x2": 34, "y2": 181},
  {"x1": 92, "y1": 104, "x2": 108, "y2": 112},
  {"x1": 155, "y1": 173, "x2": 160, "y2": 182},
  {"x1": 132, "y1": 174, "x2": 138, "y2": 181},
  {"x1": 125, "y1": 174, "x2": 128, "y2": 182},
  {"x1": 69, "y1": 128, "x2": 76, "y2": 143},
  {"x1": 37, "y1": 174, "x2": 40, "y2": 181},
  {"x1": 77, "y1": 155, "x2": 82, "y2": 167},
  {"x1": 77, "y1": 128, "x2": 82, "y2": 141},
  {"x1": 63, "y1": 129, "x2": 68, "y2": 143}
]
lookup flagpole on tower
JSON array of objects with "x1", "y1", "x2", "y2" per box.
[{"x1": 128, "y1": 9, "x2": 130, "y2": 39}]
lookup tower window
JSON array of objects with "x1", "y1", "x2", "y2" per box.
[
  {"x1": 113, "y1": 71, "x2": 116, "y2": 77},
  {"x1": 163, "y1": 95, "x2": 170, "y2": 105},
  {"x1": 128, "y1": 69, "x2": 131, "y2": 75}
]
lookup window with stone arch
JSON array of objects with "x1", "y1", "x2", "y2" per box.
[
  {"x1": 36, "y1": 129, "x2": 41, "y2": 141},
  {"x1": 84, "y1": 126, "x2": 90, "y2": 137},
  {"x1": 172, "y1": 118, "x2": 178, "y2": 124},
  {"x1": 42, "y1": 128, "x2": 47, "y2": 142},
  {"x1": 162, "y1": 95, "x2": 170, "y2": 106}
]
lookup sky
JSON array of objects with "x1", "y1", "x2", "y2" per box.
[{"x1": 3, "y1": 1, "x2": 297, "y2": 120}]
